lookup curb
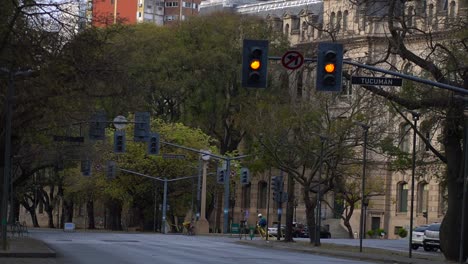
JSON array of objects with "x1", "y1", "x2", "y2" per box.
[
  {"x1": 0, "y1": 251, "x2": 56, "y2": 258},
  {"x1": 236, "y1": 240, "x2": 447, "y2": 264}
]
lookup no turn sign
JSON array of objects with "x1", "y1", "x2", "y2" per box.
[{"x1": 281, "y1": 51, "x2": 304, "y2": 70}]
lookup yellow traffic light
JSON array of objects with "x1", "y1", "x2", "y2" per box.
[
  {"x1": 324, "y1": 63, "x2": 335, "y2": 73},
  {"x1": 250, "y1": 59, "x2": 261, "y2": 70}
]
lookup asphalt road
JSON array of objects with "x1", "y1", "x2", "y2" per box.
[
  {"x1": 30, "y1": 230, "x2": 377, "y2": 264},
  {"x1": 294, "y1": 237, "x2": 441, "y2": 256}
]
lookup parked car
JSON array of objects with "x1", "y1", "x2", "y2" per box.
[
  {"x1": 292, "y1": 222, "x2": 305, "y2": 238},
  {"x1": 423, "y1": 223, "x2": 441, "y2": 252},
  {"x1": 267, "y1": 225, "x2": 285, "y2": 237},
  {"x1": 411, "y1": 225, "x2": 429, "y2": 250},
  {"x1": 299, "y1": 226, "x2": 331, "y2": 239}
]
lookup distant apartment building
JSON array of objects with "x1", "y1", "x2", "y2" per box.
[{"x1": 87, "y1": 0, "x2": 201, "y2": 27}]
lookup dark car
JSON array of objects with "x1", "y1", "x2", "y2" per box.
[{"x1": 299, "y1": 226, "x2": 331, "y2": 238}]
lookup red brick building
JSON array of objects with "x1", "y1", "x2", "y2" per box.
[{"x1": 88, "y1": 0, "x2": 201, "y2": 27}]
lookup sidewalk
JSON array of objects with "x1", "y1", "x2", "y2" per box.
[
  {"x1": 0, "y1": 236, "x2": 56, "y2": 258},
  {"x1": 237, "y1": 239, "x2": 449, "y2": 264}
]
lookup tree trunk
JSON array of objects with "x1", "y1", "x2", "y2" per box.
[
  {"x1": 303, "y1": 187, "x2": 318, "y2": 244},
  {"x1": 284, "y1": 173, "x2": 295, "y2": 242},
  {"x1": 87, "y1": 200, "x2": 95, "y2": 229},
  {"x1": 62, "y1": 199, "x2": 74, "y2": 224},
  {"x1": 45, "y1": 207, "x2": 54, "y2": 228},
  {"x1": 440, "y1": 106, "x2": 466, "y2": 261},
  {"x1": 20, "y1": 200, "x2": 39, "y2": 227},
  {"x1": 105, "y1": 199, "x2": 122, "y2": 231},
  {"x1": 343, "y1": 207, "x2": 355, "y2": 239}
]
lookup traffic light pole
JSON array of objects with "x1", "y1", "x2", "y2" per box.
[
  {"x1": 160, "y1": 141, "x2": 249, "y2": 234},
  {"x1": 116, "y1": 168, "x2": 197, "y2": 234}
]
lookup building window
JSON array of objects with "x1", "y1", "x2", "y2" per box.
[
  {"x1": 343, "y1": 10, "x2": 348, "y2": 31},
  {"x1": 330, "y1": 12, "x2": 336, "y2": 30},
  {"x1": 336, "y1": 11, "x2": 342, "y2": 32},
  {"x1": 449, "y1": 1, "x2": 456, "y2": 22},
  {"x1": 284, "y1": 23, "x2": 290, "y2": 36},
  {"x1": 407, "y1": 6, "x2": 414, "y2": 27},
  {"x1": 165, "y1": 1, "x2": 178, "y2": 7},
  {"x1": 183, "y1": 1, "x2": 191, "y2": 8},
  {"x1": 242, "y1": 183, "x2": 251, "y2": 209},
  {"x1": 394, "y1": 226, "x2": 403, "y2": 235},
  {"x1": 164, "y1": 15, "x2": 178, "y2": 21},
  {"x1": 397, "y1": 182, "x2": 408, "y2": 213},
  {"x1": 417, "y1": 182, "x2": 429, "y2": 213},
  {"x1": 428, "y1": 4, "x2": 434, "y2": 26},
  {"x1": 400, "y1": 123, "x2": 412, "y2": 152},
  {"x1": 301, "y1": 21, "x2": 307, "y2": 41},
  {"x1": 439, "y1": 185, "x2": 448, "y2": 215},
  {"x1": 258, "y1": 181, "x2": 267, "y2": 209}
]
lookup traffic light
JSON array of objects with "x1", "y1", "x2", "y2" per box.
[
  {"x1": 272, "y1": 176, "x2": 283, "y2": 202},
  {"x1": 148, "y1": 133, "x2": 160, "y2": 155},
  {"x1": 114, "y1": 130, "x2": 126, "y2": 153},
  {"x1": 316, "y1": 42, "x2": 343, "y2": 92},
  {"x1": 106, "y1": 161, "x2": 116, "y2": 180},
  {"x1": 240, "y1": 167, "x2": 250, "y2": 185},
  {"x1": 134, "y1": 112, "x2": 150, "y2": 142},
  {"x1": 217, "y1": 168, "x2": 225, "y2": 184},
  {"x1": 89, "y1": 111, "x2": 107, "y2": 140},
  {"x1": 242, "y1": 39, "x2": 269, "y2": 88},
  {"x1": 81, "y1": 160, "x2": 91, "y2": 177}
]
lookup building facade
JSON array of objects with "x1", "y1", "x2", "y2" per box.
[
  {"x1": 87, "y1": 0, "x2": 201, "y2": 27},
  {"x1": 201, "y1": 0, "x2": 466, "y2": 239}
]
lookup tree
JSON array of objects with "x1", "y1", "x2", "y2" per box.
[{"x1": 331, "y1": 0, "x2": 467, "y2": 260}]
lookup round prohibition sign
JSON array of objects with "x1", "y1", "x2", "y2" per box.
[{"x1": 281, "y1": 51, "x2": 304, "y2": 70}]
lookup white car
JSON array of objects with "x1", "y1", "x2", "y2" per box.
[
  {"x1": 268, "y1": 226, "x2": 285, "y2": 237},
  {"x1": 412, "y1": 225, "x2": 429, "y2": 250}
]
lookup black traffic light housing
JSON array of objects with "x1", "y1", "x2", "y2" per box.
[
  {"x1": 106, "y1": 161, "x2": 116, "y2": 180},
  {"x1": 114, "y1": 130, "x2": 126, "y2": 153},
  {"x1": 272, "y1": 175, "x2": 284, "y2": 201},
  {"x1": 316, "y1": 42, "x2": 343, "y2": 92},
  {"x1": 81, "y1": 160, "x2": 91, "y2": 177},
  {"x1": 242, "y1": 39, "x2": 269, "y2": 88},
  {"x1": 217, "y1": 168, "x2": 225, "y2": 184},
  {"x1": 240, "y1": 167, "x2": 250, "y2": 185},
  {"x1": 134, "y1": 112, "x2": 150, "y2": 142},
  {"x1": 89, "y1": 111, "x2": 107, "y2": 140},
  {"x1": 148, "y1": 133, "x2": 160, "y2": 155}
]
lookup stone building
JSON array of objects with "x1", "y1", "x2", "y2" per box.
[{"x1": 200, "y1": 0, "x2": 467, "y2": 239}]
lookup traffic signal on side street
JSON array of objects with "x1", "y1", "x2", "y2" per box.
[
  {"x1": 106, "y1": 161, "x2": 116, "y2": 180},
  {"x1": 114, "y1": 130, "x2": 126, "y2": 153},
  {"x1": 148, "y1": 133, "x2": 160, "y2": 155},
  {"x1": 242, "y1": 39, "x2": 269, "y2": 88},
  {"x1": 89, "y1": 111, "x2": 107, "y2": 140},
  {"x1": 240, "y1": 167, "x2": 250, "y2": 185},
  {"x1": 81, "y1": 160, "x2": 91, "y2": 177},
  {"x1": 217, "y1": 168, "x2": 225, "y2": 184},
  {"x1": 134, "y1": 112, "x2": 150, "y2": 142},
  {"x1": 272, "y1": 175, "x2": 284, "y2": 202},
  {"x1": 316, "y1": 42, "x2": 343, "y2": 92}
]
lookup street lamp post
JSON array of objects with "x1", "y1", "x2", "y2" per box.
[
  {"x1": 315, "y1": 136, "x2": 327, "y2": 247},
  {"x1": 355, "y1": 122, "x2": 370, "y2": 253},
  {"x1": 408, "y1": 111, "x2": 419, "y2": 259},
  {"x1": 1, "y1": 68, "x2": 33, "y2": 250}
]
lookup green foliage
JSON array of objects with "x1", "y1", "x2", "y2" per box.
[{"x1": 398, "y1": 228, "x2": 408, "y2": 238}]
